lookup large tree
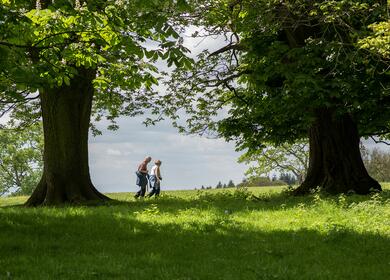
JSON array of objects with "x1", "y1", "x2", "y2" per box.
[
  {"x1": 161, "y1": 0, "x2": 390, "y2": 194},
  {"x1": 0, "y1": 0, "x2": 193, "y2": 205}
]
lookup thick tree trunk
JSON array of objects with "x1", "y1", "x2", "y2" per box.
[
  {"x1": 26, "y1": 68, "x2": 109, "y2": 206},
  {"x1": 294, "y1": 108, "x2": 382, "y2": 195}
]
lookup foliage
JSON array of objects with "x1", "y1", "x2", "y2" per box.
[
  {"x1": 162, "y1": 0, "x2": 390, "y2": 152},
  {"x1": 279, "y1": 172, "x2": 297, "y2": 185},
  {"x1": 215, "y1": 180, "x2": 235, "y2": 189},
  {"x1": 239, "y1": 139, "x2": 308, "y2": 183},
  {"x1": 237, "y1": 176, "x2": 286, "y2": 187},
  {"x1": 0, "y1": 123, "x2": 43, "y2": 196},
  {"x1": 227, "y1": 179, "x2": 235, "y2": 188},
  {"x1": 1, "y1": 185, "x2": 389, "y2": 279},
  {"x1": 359, "y1": 19, "x2": 390, "y2": 58},
  {"x1": 361, "y1": 145, "x2": 390, "y2": 182},
  {"x1": 0, "y1": 0, "x2": 194, "y2": 130},
  {"x1": 214, "y1": 179, "x2": 235, "y2": 188}
]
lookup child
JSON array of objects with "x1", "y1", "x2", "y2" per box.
[{"x1": 148, "y1": 160, "x2": 162, "y2": 197}]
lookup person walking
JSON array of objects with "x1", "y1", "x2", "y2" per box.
[
  {"x1": 148, "y1": 160, "x2": 162, "y2": 198},
  {"x1": 134, "y1": 156, "x2": 151, "y2": 198}
]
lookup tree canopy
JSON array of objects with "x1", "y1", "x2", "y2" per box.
[
  {"x1": 0, "y1": 0, "x2": 193, "y2": 129},
  {"x1": 164, "y1": 0, "x2": 390, "y2": 148},
  {"x1": 160, "y1": 0, "x2": 389, "y2": 194}
]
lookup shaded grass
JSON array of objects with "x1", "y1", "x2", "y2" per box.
[{"x1": 0, "y1": 185, "x2": 389, "y2": 279}]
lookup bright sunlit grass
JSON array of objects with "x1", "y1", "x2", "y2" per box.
[{"x1": 0, "y1": 185, "x2": 389, "y2": 279}]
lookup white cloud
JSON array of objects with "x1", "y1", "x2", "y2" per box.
[
  {"x1": 88, "y1": 116, "x2": 247, "y2": 193},
  {"x1": 106, "y1": 148, "x2": 122, "y2": 156}
]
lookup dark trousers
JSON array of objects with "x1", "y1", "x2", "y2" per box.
[
  {"x1": 135, "y1": 172, "x2": 148, "y2": 198},
  {"x1": 135, "y1": 184, "x2": 146, "y2": 198},
  {"x1": 148, "y1": 187, "x2": 160, "y2": 197}
]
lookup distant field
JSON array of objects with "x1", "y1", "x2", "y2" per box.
[{"x1": 1, "y1": 185, "x2": 389, "y2": 279}]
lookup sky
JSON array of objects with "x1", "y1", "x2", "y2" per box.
[
  {"x1": 89, "y1": 29, "x2": 249, "y2": 193},
  {"x1": 88, "y1": 117, "x2": 248, "y2": 193}
]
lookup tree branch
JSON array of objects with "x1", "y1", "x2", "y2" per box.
[
  {"x1": 0, "y1": 41, "x2": 29, "y2": 48},
  {"x1": 361, "y1": 129, "x2": 390, "y2": 137},
  {"x1": 208, "y1": 43, "x2": 244, "y2": 57},
  {"x1": 212, "y1": 70, "x2": 252, "y2": 87},
  {"x1": 370, "y1": 136, "x2": 390, "y2": 146}
]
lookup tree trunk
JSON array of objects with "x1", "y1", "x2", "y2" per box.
[
  {"x1": 26, "y1": 68, "x2": 109, "y2": 206},
  {"x1": 294, "y1": 108, "x2": 382, "y2": 195}
]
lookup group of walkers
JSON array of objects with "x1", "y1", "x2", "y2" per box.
[{"x1": 135, "y1": 156, "x2": 162, "y2": 198}]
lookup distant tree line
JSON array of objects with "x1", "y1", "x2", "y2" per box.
[
  {"x1": 215, "y1": 180, "x2": 235, "y2": 189},
  {"x1": 198, "y1": 180, "x2": 235, "y2": 190},
  {"x1": 200, "y1": 151, "x2": 390, "y2": 190},
  {"x1": 200, "y1": 173, "x2": 298, "y2": 190},
  {"x1": 236, "y1": 173, "x2": 295, "y2": 188},
  {"x1": 238, "y1": 142, "x2": 390, "y2": 189}
]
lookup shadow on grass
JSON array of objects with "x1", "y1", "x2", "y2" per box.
[{"x1": 0, "y1": 206, "x2": 388, "y2": 280}]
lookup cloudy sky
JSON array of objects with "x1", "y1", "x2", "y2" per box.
[
  {"x1": 89, "y1": 117, "x2": 247, "y2": 193},
  {"x1": 88, "y1": 29, "x2": 249, "y2": 193}
]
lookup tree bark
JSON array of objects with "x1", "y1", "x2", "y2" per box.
[
  {"x1": 26, "y1": 68, "x2": 109, "y2": 206},
  {"x1": 294, "y1": 108, "x2": 382, "y2": 195}
]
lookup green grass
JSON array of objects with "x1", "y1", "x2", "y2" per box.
[{"x1": 1, "y1": 185, "x2": 389, "y2": 280}]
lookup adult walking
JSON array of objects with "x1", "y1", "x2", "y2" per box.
[
  {"x1": 148, "y1": 160, "x2": 162, "y2": 197},
  {"x1": 135, "y1": 156, "x2": 151, "y2": 198}
]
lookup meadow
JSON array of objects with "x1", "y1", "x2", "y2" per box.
[{"x1": 0, "y1": 185, "x2": 389, "y2": 280}]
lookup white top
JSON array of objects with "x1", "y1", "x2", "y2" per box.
[{"x1": 150, "y1": 165, "x2": 159, "y2": 176}]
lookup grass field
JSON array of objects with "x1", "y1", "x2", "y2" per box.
[{"x1": 0, "y1": 185, "x2": 389, "y2": 279}]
